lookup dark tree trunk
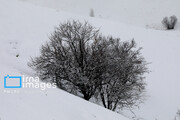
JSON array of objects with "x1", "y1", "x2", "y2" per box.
[{"x1": 83, "y1": 93, "x2": 91, "y2": 100}]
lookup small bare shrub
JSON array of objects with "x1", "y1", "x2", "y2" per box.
[{"x1": 162, "y1": 15, "x2": 178, "y2": 30}]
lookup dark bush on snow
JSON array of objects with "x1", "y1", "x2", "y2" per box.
[{"x1": 162, "y1": 15, "x2": 178, "y2": 30}]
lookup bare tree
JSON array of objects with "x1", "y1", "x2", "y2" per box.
[
  {"x1": 29, "y1": 20, "x2": 148, "y2": 106},
  {"x1": 29, "y1": 20, "x2": 107, "y2": 100},
  {"x1": 98, "y1": 38, "x2": 148, "y2": 111}
]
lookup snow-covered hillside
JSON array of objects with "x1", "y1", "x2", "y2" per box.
[
  {"x1": 0, "y1": 0, "x2": 180, "y2": 120},
  {"x1": 20, "y1": 0, "x2": 180, "y2": 28}
]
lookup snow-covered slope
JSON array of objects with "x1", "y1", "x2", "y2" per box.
[
  {"x1": 1, "y1": 86, "x2": 131, "y2": 120},
  {"x1": 20, "y1": 0, "x2": 180, "y2": 28},
  {"x1": 0, "y1": 0, "x2": 180, "y2": 120},
  {"x1": 0, "y1": 1, "x2": 132, "y2": 120}
]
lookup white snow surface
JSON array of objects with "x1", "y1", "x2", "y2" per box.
[
  {"x1": 19, "y1": 0, "x2": 180, "y2": 28},
  {"x1": 0, "y1": 0, "x2": 180, "y2": 120}
]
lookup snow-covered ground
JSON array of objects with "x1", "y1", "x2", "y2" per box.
[
  {"x1": 20, "y1": 0, "x2": 180, "y2": 28},
  {"x1": 0, "y1": 0, "x2": 180, "y2": 120}
]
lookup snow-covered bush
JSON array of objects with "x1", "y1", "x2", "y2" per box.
[
  {"x1": 162, "y1": 15, "x2": 178, "y2": 30},
  {"x1": 29, "y1": 20, "x2": 148, "y2": 106}
]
